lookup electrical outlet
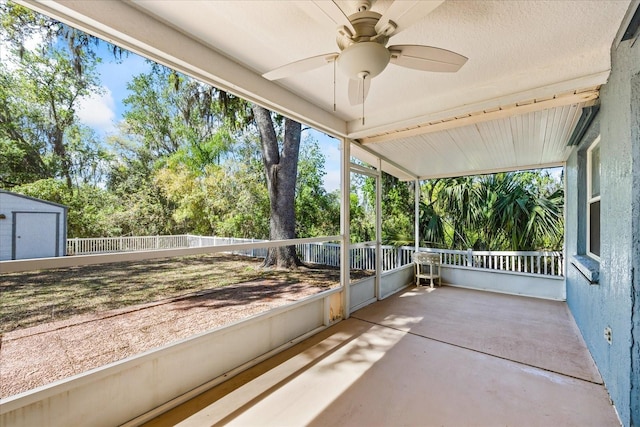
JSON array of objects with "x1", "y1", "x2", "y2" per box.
[{"x1": 604, "y1": 326, "x2": 612, "y2": 344}]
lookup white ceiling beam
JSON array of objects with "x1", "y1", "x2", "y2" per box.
[
  {"x1": 360, "y1": 89, "x2": 599, "y2": 144},
  {"x1": 17, "y1": 0, "x2": 348, "y2": 138}
]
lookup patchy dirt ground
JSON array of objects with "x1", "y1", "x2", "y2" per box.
[
  {"x1": 0, "y1": 254, "x2": 366, "y2": 398},
  {"x1": 1, "y1": 253, "x2": 343, "y2": 333}
]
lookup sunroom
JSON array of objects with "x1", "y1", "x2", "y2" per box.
[{"x1": 1, "y1": 1, "x2": 639, "y2": 426}]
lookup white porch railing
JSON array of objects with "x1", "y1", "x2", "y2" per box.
[
  {"x1": 66, "y1": 235, "x2": 563, "y2": 277},
  {"x1": 414, "y1": 247, "x2": 564, "y2": 277}
]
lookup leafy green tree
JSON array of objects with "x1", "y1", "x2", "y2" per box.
[
  {"x1": 117, "y1": 66, "x2": 248, "y2": 236},
  {"x1": 121, "y1": 65, "x2": 332, "y2": 257},
  {"x1": 349, "y1": 191, "x2": 374, "y2": 243},
  {"x1": 0, "y1": 2, "x2": 108, "y2": 189},
  {"x1": 106, "y1": 133, "x2": 179, "y2": 236},
  {"x1": 11, "y1": 179, "x2": 120, "y2": 237},
  {"x1": 381, "y1": 175, "x2": 414, "y2": 245},
  {"x1": 252, "y1": 106, "x2": 302, "y2": 268},
  {"x1": 122, "y1": 65, "x2": 244, "y2": 164},
  {"x1": 154, "y1": 164, "x2": 216, "y2": 235},
  {"x1": 207, "y1": 159, "x2": 270, "y2": 239},
  {"x1": 295, "y1": 137, "x2": 339, "y2": 238},
  {"x1": 2, "y1": 4, "x2": 336, "y2": 249},
  {"x1": 0, "y1": 68, "x2": 54, "y2": 186},
  {"x1": 66, "y1": 125, "x2": 113, "y2": 187},
  {"x1": 0, "y1": 51, "x2": 101, "y2": 188},
  {"x1": 360, "y1": 172, "x2": 414, "y2": 246}
]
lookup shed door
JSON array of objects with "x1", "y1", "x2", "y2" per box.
[{"x1": 14, "y1": 212, "x2": 59, "y2": 260}]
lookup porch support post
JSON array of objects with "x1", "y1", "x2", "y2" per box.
[
  {"x1": 340, "y1": 138, "x2": 351, "y2": 318},
  {"x1": 375, "y1": 157, "x2": 382, "y2": 299},
  {"x1": 414, "y1": 179, "x2": 420, "y2": 253}
]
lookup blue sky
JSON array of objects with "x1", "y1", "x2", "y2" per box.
[
  {"x1": 75, "y1": 45, "x2": 343, "y2": 192},
  {"x1": 76, "y1": 53, "x2": 147, "y2": 135}
]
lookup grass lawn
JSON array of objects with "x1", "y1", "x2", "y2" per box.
[{"x1": 0, "y1": 253, "x2": 362, "y2": 334}]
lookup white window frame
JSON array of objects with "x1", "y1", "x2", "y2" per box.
[{"x1": 586, "y1": 136, "x2": 601, "y2": 260}]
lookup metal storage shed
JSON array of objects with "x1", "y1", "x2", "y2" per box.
[{"x1": 0, "y1": 190, "x2": 68, "y2": 261}]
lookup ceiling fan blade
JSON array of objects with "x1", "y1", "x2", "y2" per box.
[
  {"x1": 262, "y1": 53, "x2": 338, "y2": 81},
  {"x1": 375, "y1": 1, "x2": 444, "y2": 36},
  {"x1": 389, "y1": 45, "x2": 468, "y2": 73},
  {"x1": 348, "y1": 77, "x2": 371, "y2": 106},
  {"x1": 310, "y1": 0, "x2": 355, "y2": 34}
]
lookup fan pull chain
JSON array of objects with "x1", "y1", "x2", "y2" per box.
[
  {"x1": 362, "y1": 74, "x2": 366, "y2": 126},
  {"x1": 333, "y1": 59, "x2": 336, "y2": 112}
]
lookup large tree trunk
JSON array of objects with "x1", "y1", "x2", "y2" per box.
[
  {"x1": 52, "y1": 126, "x2": 73, "y2": 189},
  {"x1": 252, "y1": 105, "x2": 302, "y2": 269}
]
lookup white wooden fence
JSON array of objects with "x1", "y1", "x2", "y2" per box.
[
  {"x1": 67, "y1": 235, "x2": 563, "y2": 277},
  {"x1": 66, "y1": 235, "x2": 190, "y2": 255}
]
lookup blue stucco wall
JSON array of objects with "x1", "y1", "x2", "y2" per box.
[
  {"x1": 565, "y1": 10, "x2": 640, "y2": 426},
  {"x1": 631, "y1": 65, "x2": 640, "y2": 427}
]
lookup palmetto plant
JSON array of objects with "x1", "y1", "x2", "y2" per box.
[
  {"x1": 487, "y1": 173, "x2": 563, "y2": 250},
  {"x1": 419, "y1": 171, "x2": 563, "y2": 251}
]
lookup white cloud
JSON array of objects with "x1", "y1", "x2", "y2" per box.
[
  {"x1": 76, "y1": 87, "x2": 117, "y2": 134},
  {"x1": 0, "y1": 31, "x2": 46, "y2": 71},
  {"x1": 23, "y1": 31, "x2": 46, "y2": 51}
]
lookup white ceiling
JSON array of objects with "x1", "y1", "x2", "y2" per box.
[
  {"x1": 357, "y1": 102, "x2": 584, "y2": 179},
  {"x1": 20, "y1": 0, "x2": 633, "y2": 179}
]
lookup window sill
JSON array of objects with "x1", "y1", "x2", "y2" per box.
[{"x1": 571, "y1": 255, "x2": 600, "y2": 284}]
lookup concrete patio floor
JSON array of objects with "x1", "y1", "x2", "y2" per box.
[{"x1": 143, "y1": 286, "x2": 620, "y2": 426}]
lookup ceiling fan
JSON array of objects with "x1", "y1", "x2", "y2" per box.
[{"x1": 262, "y1": 0, "x2": 468, "y2": 110}]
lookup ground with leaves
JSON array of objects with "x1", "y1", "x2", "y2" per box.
[{"x1": 0, "y1": 254, "x2": 365, "y2": 397}]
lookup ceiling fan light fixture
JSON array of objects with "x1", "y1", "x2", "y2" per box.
[{"x1": 337, "y1": 41, "x2": 391, "y2": 80}]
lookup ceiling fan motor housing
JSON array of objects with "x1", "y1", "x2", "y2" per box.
[
  {"x1": 335, "y1": 9, "x2": 392, "y2": 80},
  {"x1": 338, "y1": 41, "x2": 391, "y2": 79}
]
